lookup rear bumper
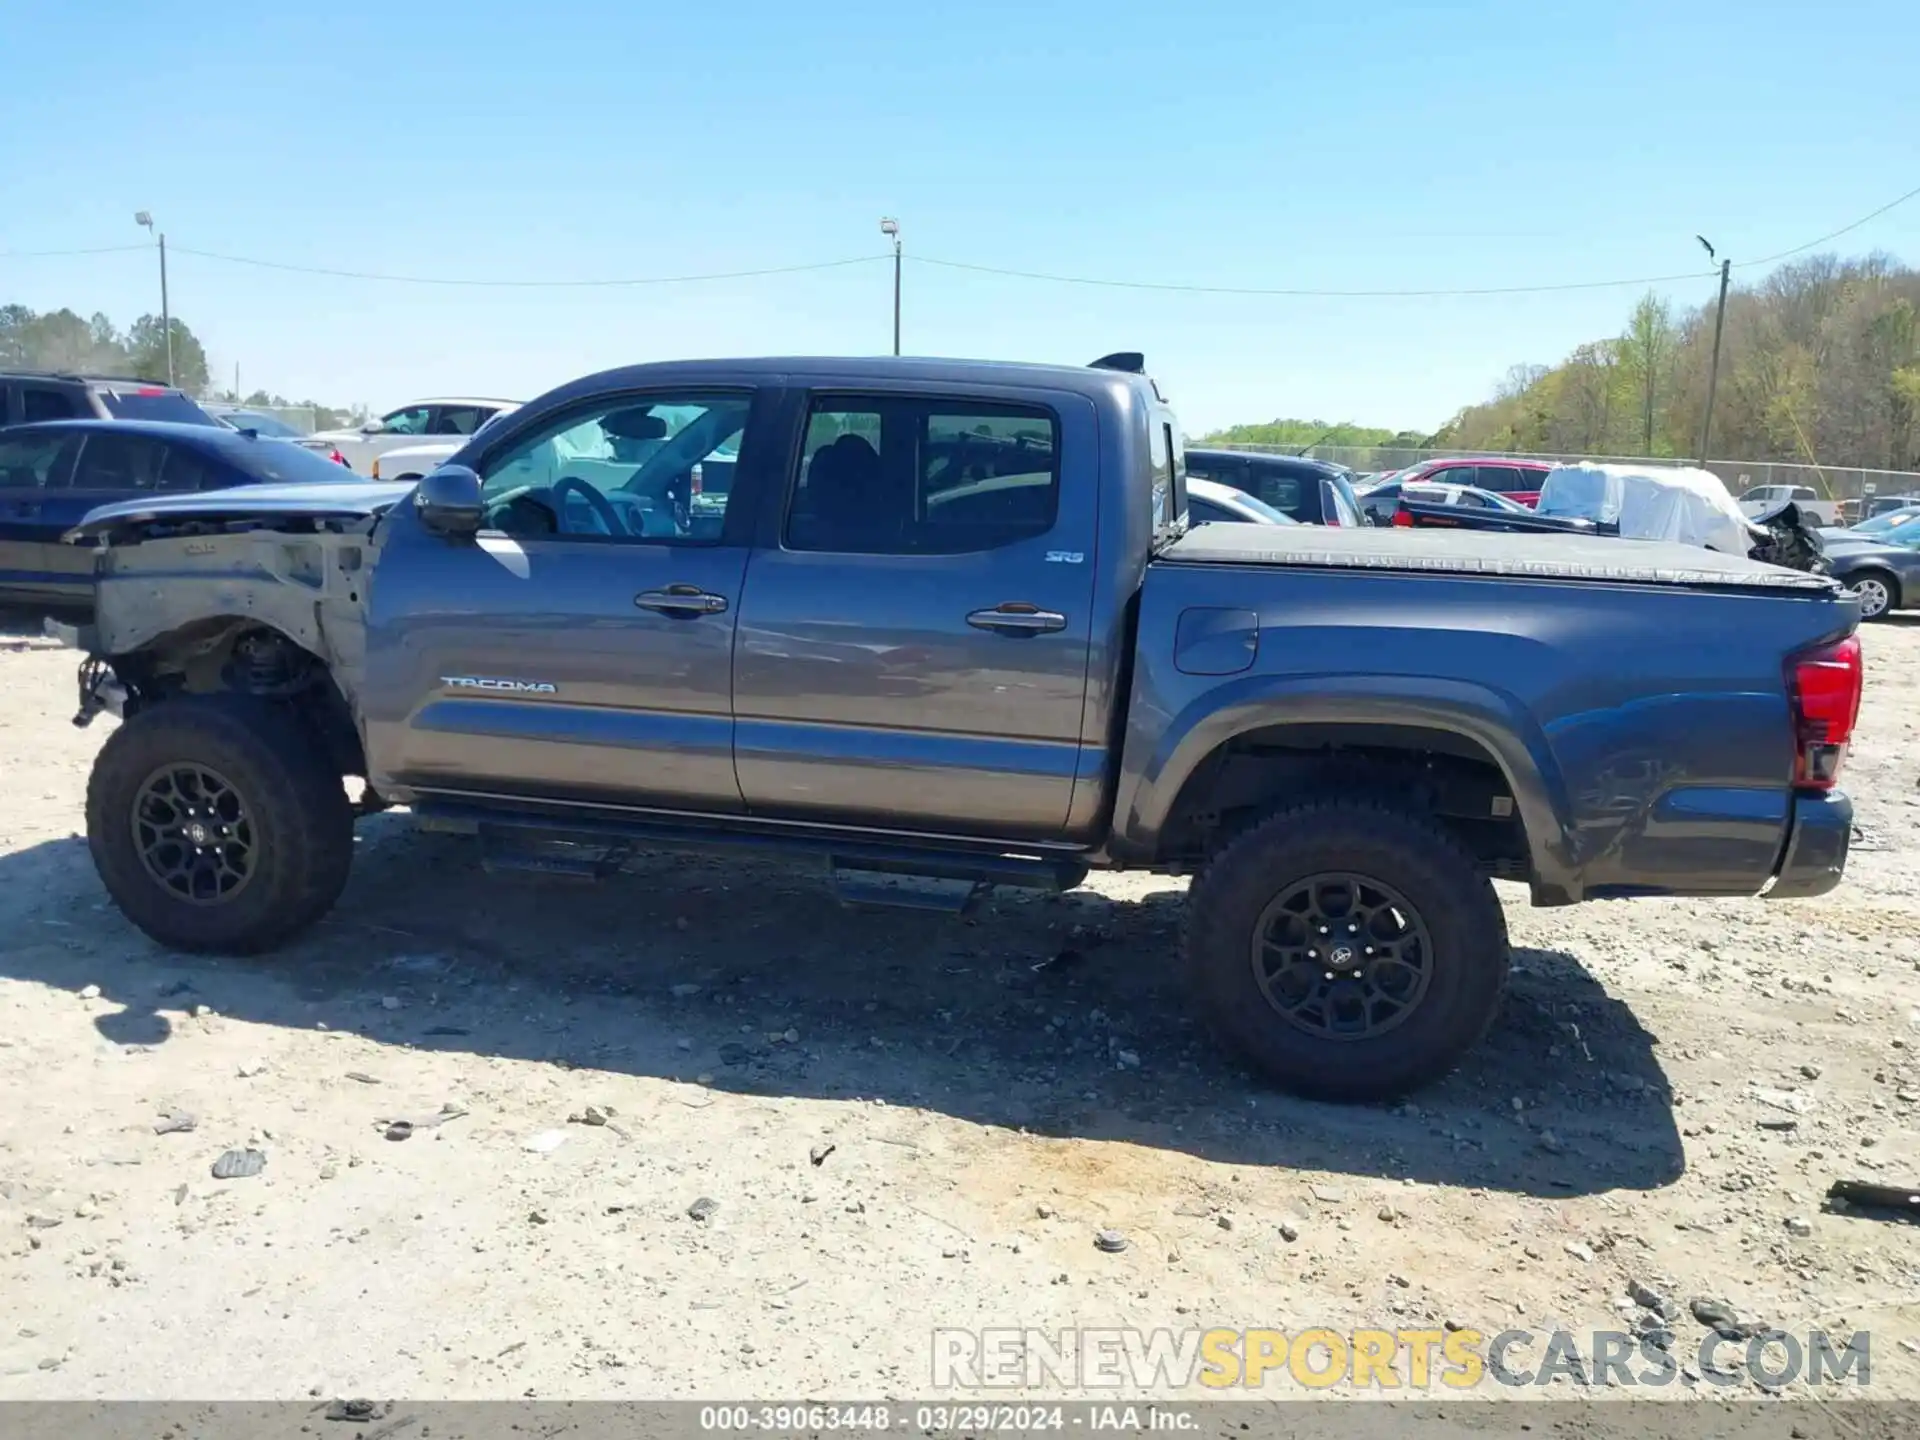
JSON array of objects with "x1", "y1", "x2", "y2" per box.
[{"x1": 1765, "y1": 789, "x2": 1853, "y2": 899}]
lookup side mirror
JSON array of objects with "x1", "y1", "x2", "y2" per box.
[
  {"x1": 413, "y1": 465, "x2": 485, "y2": 539},
  {"x1": 360, "y1": 419, "x2": 383, "y2": 434}
]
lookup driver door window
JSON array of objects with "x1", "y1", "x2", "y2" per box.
[
  {"x1": 478, "y1": 392, "x2": 751, "y2": 544},
  {"x1": 379, "y1": 406, "x2": 432, "y2": 436}
]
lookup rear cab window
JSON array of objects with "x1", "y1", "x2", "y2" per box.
[
  {"x1": 1145, "y1": 400, "x2": 1186, "y2": 544},
  {"x1": 93, "y1": 384, "x2": 218, "y2": 426}
]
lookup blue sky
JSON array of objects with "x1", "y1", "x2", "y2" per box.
[{"x1": 2, "y1": 0, "x2": 1915, "y2": 433}]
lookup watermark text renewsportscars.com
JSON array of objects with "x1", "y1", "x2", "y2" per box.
[{"x1": 931, "y1": 1326, "x2": 1872, "y2": 1391}]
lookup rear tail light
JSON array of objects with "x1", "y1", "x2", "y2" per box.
[
  {"x1": 1787, "y1": 633, "x2": 1863, "y2": 789},
  {"x1": 1391, "y1": 508, "x2": 1413, "y2": 528},
  {"x1": 330, "y1": 448, "x2": 349, "y2": 466}
]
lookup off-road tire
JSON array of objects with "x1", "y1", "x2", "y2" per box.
[
  {"x1": 87, "y1": 695, "x2": 354, "y2": 954},
  {"x1": 1185, "y1": 800, "x2": 1509, "y2": 1101}
]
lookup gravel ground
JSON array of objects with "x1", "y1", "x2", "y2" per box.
[{"x1": 0, "y1": 612, "x2": 1916, "y2": 1402}]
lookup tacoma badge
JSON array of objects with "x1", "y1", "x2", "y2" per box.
[{"x1": 439, "y1": 676, "x2": 558, "y2": 694}]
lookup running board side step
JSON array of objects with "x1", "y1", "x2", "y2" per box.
[{"x1": 414, "y1": 799, "x2": 1090, "y2": 911}]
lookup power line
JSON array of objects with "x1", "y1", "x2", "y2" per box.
[
  {"x1": 166, "y1": 245, "x2": 889, "y2": 288},
  {"x1": 0, "y1": 242, "x2": 151, "y2": 259},
  {"x1": 7, "y1": 179, "x2": 1914, "y2": 295},
  {"x1": 1735, "y1": 180, "x2": 1920, "y2": 269},
  {"x1": 911, "y1": 253, "x2": 1719, "y2": 298}
]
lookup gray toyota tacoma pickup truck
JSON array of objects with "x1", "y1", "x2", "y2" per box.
[{"x1": 49, "y1": 354, "x2": 1864, "y2": 1101}]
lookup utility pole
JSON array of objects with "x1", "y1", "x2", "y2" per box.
[
  {"x1": 134, "y1": 211, "x2": 175, "y2": 387},
  {"x1": 880, "y1": 217, "x2": 901, "y2": 355},
  {"x1": 1696, "y1": 235, "x2": 1731, "y2": 469}
]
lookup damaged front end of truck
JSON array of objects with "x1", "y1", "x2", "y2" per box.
[{"x1": 46, "y1": 481, "x2": 414, "y2": 787}]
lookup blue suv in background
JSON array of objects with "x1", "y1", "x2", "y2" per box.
[{"x1": 0, "y1": 419, "x2": 358, "y2": 609}]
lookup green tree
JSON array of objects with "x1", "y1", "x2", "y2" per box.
[
  {"x1": 1619, "y1": 293, "x2": 1677, "y2": 454},
  {"x1": 1198, "y1": 418, "x2": 1400, "y2": 449},
  {"x1": 126, "y1": 315, "x2": 210, "y2": 392}
]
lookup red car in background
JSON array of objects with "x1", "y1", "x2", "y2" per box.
[{"x1": 1385, "y1": 456, "x2": 1554, "y2": 507}]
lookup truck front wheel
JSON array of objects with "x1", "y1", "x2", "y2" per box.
[
  {"x1": 1185, "y1": 800, "x2": 1509, "y2": 1101},
  {"x1": 86, "y1": 695, "x2": 355, "y2": 955}
]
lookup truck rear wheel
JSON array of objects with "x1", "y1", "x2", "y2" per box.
[
  {"x1": 86, "y1": 695, "x2": 354, "y2": 955},
  {"x1": 1185, "y1": 800, "x2": 1509, "y2": 1101}
]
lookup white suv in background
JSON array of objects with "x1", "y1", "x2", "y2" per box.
[{"x1": 308, "y1": 397, "x2": 519, "y2": 473}]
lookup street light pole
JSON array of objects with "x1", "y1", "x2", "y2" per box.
[
  {"x1": 134, "y1": 211, "x2": 175, "y2": 387},
  {"x1": 880, "y1": 217, "x2": 901, "y2": 355},
  {"x1": 1696, "y1": 235, "x2": 1731, "y2": 469}
]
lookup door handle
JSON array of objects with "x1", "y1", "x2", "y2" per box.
[
  {"x1": 966, "y1": 603, "x2": 1067, "y2": 636},
  {"x1": 635, "y1": 584, "x2": 728, "y2": 617}
]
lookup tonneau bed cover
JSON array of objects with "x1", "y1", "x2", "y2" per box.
[{"x1": 1165, "y1": 522, "x2": 1841, "y2": 593}]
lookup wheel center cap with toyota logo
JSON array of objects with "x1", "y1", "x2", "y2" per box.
[{"x1": 1330, "y1": 944, "x2": 1356, "y2": 966}]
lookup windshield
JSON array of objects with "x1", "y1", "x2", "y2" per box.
[
  {"x1": 215, "y1": 410, "x2": 304, "y2": 438},
  {"x1": 1849, "y1": 506, "x2": 1920, "y2": 536},
  {"x1": 96, "y1": 386, "x2": 219, "y2": 426}
]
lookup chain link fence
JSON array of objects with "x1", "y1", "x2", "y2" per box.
[{"x1": 1210, "y1": 442, "x2": 1920, "y2": 514}]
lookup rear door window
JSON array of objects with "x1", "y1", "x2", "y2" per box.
[
  {"x1": 431, "y1": 405, "x2": 490, "y2": 436},
  {"x1": 157, "y1": 447, "x2": 231, "y2": 493},
  {"x1": 22, "y1": 387, "x2": 80, "y2": 423},
  {"x1": 1475, "y1": 465, "x2": 1527, "y2": 493},
  {"x1": 1250, "y1": 470, "x2": 1304, "y2": 517},
  {"x1": 1192, "y1": 456, "x2": 1248, "y2": 494},
  {"x1": 0, "y1": 433, "x2": 76, "y2": 488},
  {"x1": 72, "y1": 433, "x2": 170, "y2": 491},
  {"x1": 787, "y1": 395, "x2": 1061, "y2": 555}
]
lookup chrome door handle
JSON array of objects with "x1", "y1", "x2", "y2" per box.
[
  {"x1": 967, "y1": 604, "x2": 1067, "y2": 635},
  {"x1": 635, "y1": 585, "x2": 728, "y2": 617}
]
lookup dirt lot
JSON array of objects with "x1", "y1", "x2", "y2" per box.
[{"x1": 1, "y1": 614, "x2": 1917, "y2": 1403}]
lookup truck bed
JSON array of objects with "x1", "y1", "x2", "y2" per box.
[{"x1": 1164, "y1": 522, "x2": 1839, "y2": 593}]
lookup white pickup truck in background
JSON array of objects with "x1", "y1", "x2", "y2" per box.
[
  {"x1": 308, "y1": 397, "x2": 519, "y2": 473},
  {"x1": 1737, "y1": 483, "x2": 1842, "y2": 527}
]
